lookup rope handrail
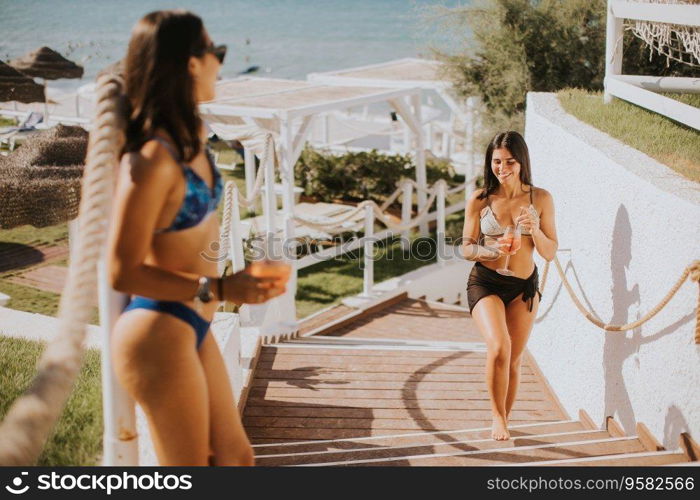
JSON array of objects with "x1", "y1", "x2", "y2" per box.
[
  {"x1": 288, "y1": 179, "x2": 447, "y2": 233},
  {"x1": 0, "y1": 75, "x2": 125, "y2": 465},
  {"x1": 538, "y1": 255, "x2": 700, "y2": 342}
]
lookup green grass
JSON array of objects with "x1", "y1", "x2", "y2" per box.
[
  {"x1": 296, "y1": 233, "x2": 439, "y2": 318},
  {"x1": 0, "y1": 222, "x2": 68, "y2": 246},
  {"x1": 0, "y1": 337, "x2": 103, "y2": 466},
  {"x1": 0, "y1": 280, "x2": 61, "y2": 316},
  {"x1": 557, "y1": 88, "x2": 700, "y2": 183},
  {"x1": 0, "y1": 117, "x2": 16, "y2": 127}
]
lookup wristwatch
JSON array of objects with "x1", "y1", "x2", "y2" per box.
[{"x1": 195, "y1": 276, "x2": 214, "y2": 303}]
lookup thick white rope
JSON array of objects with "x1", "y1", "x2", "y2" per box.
[{"x1": 0, "y1": 76, "x2": 125, "y2": 465}]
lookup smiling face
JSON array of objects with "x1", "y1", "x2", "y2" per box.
[
  {"x1": 189, "y1": 31, "x2": 221, "y2": 103},
  {"x1": 491, "y1": 147, "x2": 521, "y2": 185}
]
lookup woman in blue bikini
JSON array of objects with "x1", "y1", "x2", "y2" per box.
[
  {"x1": 106, "y1": 10, "x2": 286, "y2": 465},
  {"x1": 461, "y1": 131, "x2": 559, "y2": 440}
]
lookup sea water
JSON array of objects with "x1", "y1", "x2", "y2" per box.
[{"x1": 0, "y1": 0, "x2": 464, "y2": 90}]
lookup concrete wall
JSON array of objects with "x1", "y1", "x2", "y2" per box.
[{"x1": 524, "y1": 92, "x2": 700, "y2": 448}]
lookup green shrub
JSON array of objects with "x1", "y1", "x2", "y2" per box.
[
  {"x1": 294, "y1": 148, "x2": 457, "y2": 205},
  {"x1": 434, "y1": 0, "x2": 697, "y2": 117}
]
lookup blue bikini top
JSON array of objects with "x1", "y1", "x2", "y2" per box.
[
  {"x1": 151, "y1": 136, "x2": 223, "y2": 234},
  {"x1": 480, "y1": 187, "x2": 535, "y2": 237}
]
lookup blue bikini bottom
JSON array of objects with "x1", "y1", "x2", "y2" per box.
[{"x1": 122, "y1": 296, "x2": 210, "y2": 349}]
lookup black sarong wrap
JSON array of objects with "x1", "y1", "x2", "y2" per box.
[{"x1": 466, "y1": 262, "x2": 542, "y2": 313}]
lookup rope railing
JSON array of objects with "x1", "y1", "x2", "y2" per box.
[
  {"x1": 0, "y1": 75, "x2": 125, "y2": 465},
  {"x1": 538, "y1": 255, "x2": 700, "y2": 342},
  {"x1": 288, "y1": 178, "x2": 446, "y2": 233}
]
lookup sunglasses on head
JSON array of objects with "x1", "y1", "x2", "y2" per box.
[{"x1": 198, "y1": 43, "x2": 227, "y2": 64}]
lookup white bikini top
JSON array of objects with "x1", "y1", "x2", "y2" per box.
[{"x1": 480, "y1": 188, "x2": 537, "y2": 237}]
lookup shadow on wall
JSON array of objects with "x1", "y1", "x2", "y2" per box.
[
  {"x1": 602, "y1": 205, "x2": 695, "y2": 435},
  {"x1": 603, "y1": 205, "x2": 640, "y2": 432}
]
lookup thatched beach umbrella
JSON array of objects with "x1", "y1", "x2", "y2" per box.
[
  {"x1": 10, "y1": 46, "x2": 84, "y2": 80},
  {"x1": 9, "y1": 47, "x2": 84, "y2": 119},
  {"x1": 0, "y1": 60, "x2": 45, "y2": 103},
  {"x1": 0, "y1": 124, "x2": 87, "y2": 228}
]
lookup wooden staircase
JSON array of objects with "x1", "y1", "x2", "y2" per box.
[{"x1": 242, "y1": 297, "x2": 699, "y2": 466}]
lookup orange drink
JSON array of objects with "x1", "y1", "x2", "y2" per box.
[{"x1": 248, "y1": 259, "x2": 291, "y2": 284}]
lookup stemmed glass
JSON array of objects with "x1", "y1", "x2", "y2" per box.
[{"x1": 496, "y1": 224, "x2": 522, "y2": 276}]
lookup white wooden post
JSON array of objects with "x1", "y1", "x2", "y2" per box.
[
  {"x1": 363, "y1": 203, "x2": 374, "y2": 297},
  {"x1": 262, "y1": 139, "x2": 276, "y2": 258},
  {"x1": 67, "y1": 218, "x2": 79, "y2": 258},
  {"x1": 411, "y1": 94, "x2": 428, "y2": 237},
  {"x1": 436, "y1": 180, "x2": 446, "y2": 266},
  {"x1": 440, "y1": 125, "x2": 449, "y2": 158},
  {"x1": 279, "y1": 118, "x2": 298, "y2": 321},
  {"x1": 99, "y1": 262, "x2": 137, "y2": 465},
  {"x1": 605, "y1": 0, "x2": 623, "y2": 104},
  {"x1": 230, "y1": 186, "x2": 246, "y2": 273},
  {"x1": 244, "y1": 147, "x2": 257, "y2": 213},
  {"x1": 401, "y1": 181, "x2": 413, "y2": 251},
  {"x1": 402, "y1": 122, "x2": 411, "y2": 154}
]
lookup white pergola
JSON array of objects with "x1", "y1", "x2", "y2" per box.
[
  {"x1": 308, "y1": 58, "x2": 481, "y2": 178},
  {"x1": 200, "y1": 76, "x2": 433, "y2": 240}
]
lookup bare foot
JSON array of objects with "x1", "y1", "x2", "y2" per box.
[{"x1": 492, "y1": 415, "x2": 511, "y2": 441}]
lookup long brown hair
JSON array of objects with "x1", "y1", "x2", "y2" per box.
[
  {"x1": 477, "y1": 131, "x2": 534, "y2": 200},
  {"x1": 123, "y1": 10, "x2": 208, "y2": 161}
]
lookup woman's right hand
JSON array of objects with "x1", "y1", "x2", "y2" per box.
[{"x1": 221, "y1": 267, "x2": 286, "y2": 305}]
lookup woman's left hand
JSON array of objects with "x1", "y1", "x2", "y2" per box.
[{"x1": 515, "y1": 205, "x2": 540, "y2": 234}]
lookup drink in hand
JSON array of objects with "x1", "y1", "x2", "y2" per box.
[
  {"x1": 509, "y1": 233, "x2": 521, "y2": 253},
  {"x1": 496, "y1": 225, "x2": 520, "y2": 276},
  {"x1": 248, "y1": 259, "x2": 291, "y2": 285}
]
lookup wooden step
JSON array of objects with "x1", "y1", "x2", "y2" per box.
[
  {"x1": 245, "y1": 406, "x2": 561, "y2": 421},
  {"x1": 243, "y1": 415, "x2": 558, "y2": 432},
  {"x1": 251, "y1": 368, "x2": 536, "y2": 382},
  {"x1": 252, "y1": 420, "x2": 586, "y2": 452},
  {"x1": 288, "y1": 335, "x2": 486, "y2": 350},
  {"x1": 246, "y1": 396, "x2": 555, "y2": 411},
  {"x1": 306, "y1": 437, "x2": 646, "y2": 466},
  {"x1": 256, "y1": 430, "x2": 611, "y2": 466},
  {"x1": 526, "y1": 450, "x2": 690, "y2": 467}
]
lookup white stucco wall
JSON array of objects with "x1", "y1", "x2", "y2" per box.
[{"x1": 524, "y1": 92, "x2": 700, "y2": 448}]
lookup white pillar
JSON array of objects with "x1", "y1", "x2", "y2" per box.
[
  {"x1": 229, "y1": 186, "x2": 246, "y2": 273},
  {"x1": 362, "y1": 203, "x2": 374, "y2": 297},
  {"x1": 67, "y1": 218, "x2": 79, "y2": 258},
  {"x1": 279, "y1": 119, "x2": 298, "y2": 320},
  {"x1": 261, "y1": 137, "x2": 277, "y2": 257},
  {"x1": 244, "y1": 147, "x2": 257, "y2": 213},
  {"x1": 401, "y1": 181, "x2": 413, "y2": 251},
  {"x1": 99, "y1": 261, "x2": 137, "y2": 465},
  {"x1": 411, "y1": 94, "x2": 428, "y2": 237},
  {"x1": 604, "y1": 0, "x2": 623, "y2": 104},
  {"x1": 426, "y1": 122, "x2": 433, "y2": 153},
  {"x1": 436, "y1": 180, "x2": 446, "y2": 266}
]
